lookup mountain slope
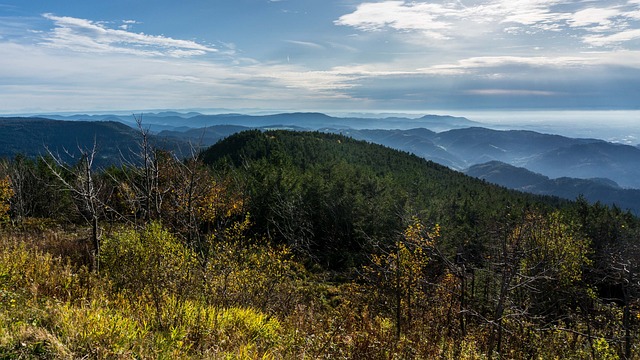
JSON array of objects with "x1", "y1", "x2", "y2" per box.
[
  {"x1": 433, "y1": 127, "x2": 603, "y2": 167},
  {"x1": 329, "y1": 128, "x2": 465, "y2": 169},
  {"x1": 201, "y1": 130, "x2": 565, "y2": 268},
  {"x1": 327, "y1": 127, "x2": 606, "y2": 172},
  {"x1": 466, "y1": 161, "x2": 640, "y2": 214},
  {"x1": 24, "y1": 113, "x2": 640, "y2": 190},
  {"x1": 525, "y1": 142, "x2": 640, "y2": 188},
  {"x1": 157, "y1": 125, "x2": 251, "y2": 147},
  {"x1": 0, "y1": 117, "x2": 187, "y2": 166},
  {"x1": 336, "y1": 127, "x2": 638, "y2": 194}
]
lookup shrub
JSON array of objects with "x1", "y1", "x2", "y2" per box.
[
  {"x1": 0, "y1": 176, "x2": 13, "y2": 224},
  {"x1": 100, "y1": 223, "x2": 198, "y2": 328}
]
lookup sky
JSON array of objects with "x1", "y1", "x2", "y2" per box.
[{"x1": 1, "y1": 0, "x2": 640, "y2": 114}]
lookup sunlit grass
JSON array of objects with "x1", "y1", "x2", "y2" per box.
[{"x1": 0, "y1": 223, "x2": 633, "y2": 359}]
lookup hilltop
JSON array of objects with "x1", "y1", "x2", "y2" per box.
[{"x1": 201, "y1": 130, "x2": 565, "y2": 267}]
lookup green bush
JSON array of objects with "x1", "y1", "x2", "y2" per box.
[{"x1": 100, "y1": 223, "x2": 198, "y2": 327}]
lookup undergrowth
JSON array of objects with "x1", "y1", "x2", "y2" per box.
[{"x1": 0, "y1": 223, "x2": 634, "y2": 359}]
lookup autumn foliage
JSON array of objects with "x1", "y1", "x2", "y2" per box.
[{"x1": 0, "y1": 176, "x2": 12, "y2": 223}]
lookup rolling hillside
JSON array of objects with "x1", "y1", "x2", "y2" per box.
[
  {"x1": 466, "y1": 161, "x2": 640, "y2": 214},
  {"x1": 3, "y1": 115, "x2": 638, "y2": 212},
  {"x1": 525, "y1": 142, "x2": 640, "y2": 188},
  {"x1": 0, "y1": 117, "x2": 188, "y2": 166},
  {"x1": 335, "y1": 127, "x2": 640, "y2": 192},
  {"x1": 201, "y1": 130, "x2": 565, "y2": 268}
]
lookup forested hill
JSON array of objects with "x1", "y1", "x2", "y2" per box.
[
  {"x1": 0, "y1": 117, "x2": 187, "y2": 167},
  {"x1": 201, "y1": 130, "x2": 568, "y2": 268}
]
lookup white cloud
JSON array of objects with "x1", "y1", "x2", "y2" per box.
[
  {"x1": 2, "y1": 3, "x2": 640, "y2": 113},
  {"x1": 419, "y1": 55, "x2": 597, "y2": 74},
  {"x1": 330, "y1": 63, "x2": 422, "y2": 77},
  {"x1": 307, "y1": 50, "x2": 640, "y2": 84},
  {"x1": 41, "y1": 13, "x2": 216, "y2": 57},
  {"x1": 264, "y1": 68, "x2": 356, "y2": 93},
  {"x1": 313, "y1": 53, "x2": 622, "y2": 83},
  {"x1": 584, "y1": 28, "x2": 640, "y2": 46},
  {"x1": 335, "y1": 0, "x2": 573, "y2": 37},
  {"x1": 494, "y1": 0, "x2": 569, "y2": 27},
  {"x1": 118, "y1": 19, "x2": 140, "y2": 31},
  {"x1": 568, "y1": 7, "x2": 621, "y2": 29},
  {"x1": 591, "y1": 50, "x2": 640, "y2": 67},
  {"x1": 335, "y1": 1, "x2": 453, "y2": 40},
  {"x1": 624, "y1": 9, "x2": 640, "y2": 20}
]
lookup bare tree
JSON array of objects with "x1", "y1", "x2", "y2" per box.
[
  {"x1": 122, "y1": 114, "x2": 163, "y2": 222},
  {"x1": 601, "y1": 231, "x2": 640, "y2": 360},
  {"x1": 45, "y1": 139, "x2": 102, "y2": 270},
  {"x1": 115, "y1": 114, "x2": 188, "y2": 225}
]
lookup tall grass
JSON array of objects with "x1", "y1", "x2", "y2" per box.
[
  {"x1": 0, "y1": 225, "x2": 632, "y2": 359},
  {"x1": 0, "y1": 226, "x2": 290, "y2": 358}
]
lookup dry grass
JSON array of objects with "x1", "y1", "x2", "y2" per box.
[{"x1": 0, "y1": 224, "x2": 633, "y2": 359}]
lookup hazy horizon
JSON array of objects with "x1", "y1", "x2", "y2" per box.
[{"x1": 2, "y1": 108, "x2": 637, "y2": 145}]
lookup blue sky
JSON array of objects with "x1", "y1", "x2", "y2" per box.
[{"x1": 1, "y1": 0, "x2": 640, "y2": 114}]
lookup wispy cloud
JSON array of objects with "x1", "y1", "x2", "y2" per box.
[
  {"x1": 118, "y1": 19, "x2": 140, "y2": 31},
  {"x1": 337, "y1": 0, "x2": 640, "y2": 47},
  {"x1": 0, "y1": 14, "x2": 359, "y2": 109},
  {"x1": 496, "y1": 0, "x2": 569, "y2": 27},
  {"x1": 583, "y1": 29, "x2": 640, "y2": 46},
  {"x1": 285, "y1": 40, "x2": 326, "y2": 49},
  {"x1": 327, "y1": 55, "x2": 607, "y2": 80},
  {"x1": 0, "y1": 37, "x2": 359, "y2": 113},
  {"x1": 335, "y1": 0, "x2": 572, "y2": 39},
  {"x1": 425, "y1": 55, "x2": 597, "y2": 72},
  {"x1": 568, "y1": 7, "x2": 621, "y2": 30},
  {"x1": 321, "y1": 50, "x2": 640, "y2": 85},
  {"x1": 41, "y1": 14, "x2": 216, "y2": 57}
]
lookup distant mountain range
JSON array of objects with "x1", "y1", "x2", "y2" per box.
[
  {"x1": 37, "y1": 112, "x2": 481, "y2": 133},
  {"x1": 465, "y1": 161, "x2": 640, "y2": 214},
  {"x1": 2, "y1": 112, "x2": 639, "y2": 212},
  {"x1": 334, "y1": 127, "x2": 640, "y2": 189}
]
